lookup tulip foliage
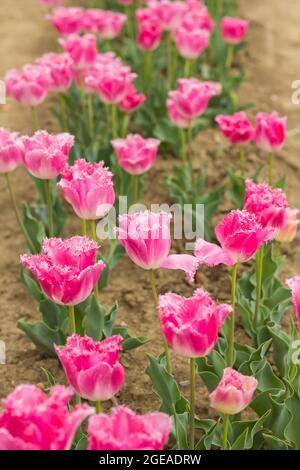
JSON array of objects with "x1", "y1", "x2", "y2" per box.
[{"x1": 0, "y1": 0, "x2": 299, "y2": 452}]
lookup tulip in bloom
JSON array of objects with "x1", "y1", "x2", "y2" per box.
[
  {"x1": 84, "y1": 10, "x2": 126, "y2": 40},
  {"x1": 210, "y1": 368, "x2": 258, "y2": 415},
  {"x1": 286, "y1": 277, "x2": 300, "y2": 330},
  {"x1": 148, "y1": 0, "x2": 186, "y2": 31},
  {"x1": 253, "y1": 112, "x2": 287, "y2": 153},
  {"x1": 215, "y1": 112, "x2": 254, "y2": 145},
  {"x1": 137, "y1": 19, "x2": 162, "y2": 51},
  {"x1": 48, "y1": 7, "x2": 84, "y2": 35},
  {"x1": 21, "y1": 237, "x2": 105, "y2": 306},
  {"x1": 0, "y1": 128, "x2": 24, "y2": 174},
  {"x1": 88, "y1": 406, "x2": 172, "y2": 450},
  {"x1": 221, "y1": 17, "x2": 249, "y2": 44},
  {"x1": 181, "y1": 1, "x2": 214, "y2": 33},
  {"x1": 195, "y1": 209, "x2": 271, "y2": 266},
  {"x1": 275, "y1": 208, "x2": 299, "y2": 243},
  {"x1": 116, "y1": 211, "x2": 199, "y2": 282},
  {"x1": 59, "y1": 34, "x2": 97, "y2": 70},
  {"x1": 0, "y1": 385, "x2": 93, "y2": 450},
  {"x1": 55, "y1": 335, "x2": 124, "y2": 402},
  {"x1": 5, "y1": 65, "x2": 49, "y2": 107},
  {"x1": 174, "y1": 27, "x2": 210, "y2": 60},
  {"x1": 36, "y1": 53, "x2": 74, "y2": 93},
  {"x1": 22, "y1": 130, "x2": 74, "y2": 179},
  {"x1": 160, "y1": 289, "x2": 232, "y2": 358},
  {"x1": 243, "y1": 179, "x2": 288, "y2": 231},
  {"x1": 58, "y1": 159, "x2": 115, "y2": 220},
  {"x1": 118, "y1": 85, "x2": 146, "y2": 114},
  {"x1": 112, "y1": 134, "x2": 160, "y2": 175}
]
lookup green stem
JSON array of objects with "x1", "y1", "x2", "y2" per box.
[
  {"x1": 121, "y1": 114, "x2": 129, "y2": 138},
  {"x1": 184, "y1": 58, "x2": 191, "y2": 78},
  {"x1": 217, "y1": 0, "x2": 223, "y2": 16},
  {"x1": 148, "y1": 269, "x2": 172, "y2": 374},
  {"x1": 179, "y1": 128, "x2": 186, "y2": 161},
  {"x1": 44, "y1": 180, "x2": 54, "y2": 237},
  {"x1": 96, "y1": 401, "x2": 103, "y2": 414},
  {"x1": 187, "y1": 124, "x2": 193, "y2": 165},
  {"x1": 90, "y1": 220, "x2": 99, "y2": 300},
  {"x1": 227, "y1": 264, "x2": 238, "y2": 367},
  {"x1": 79, "y1": 71, "x2": 86, "y2": 115},
  {"x1": 82, "y1": 219, "x2": 87, "y2": 237},
  {"x1": 59, "y1": 94, "x2": 67, "y2": 132},
  {"x1": 239, "y1": 146, "x2": 245, "y2": 177},
  {"x1": 4, "y1": 173, "x2": 36, "y2": 253},
  {"x1": 225, "y1": 44, "x2": 234, "y2": 69},
  {"x1": 189, "y1": 357, "x2": 196, "y2": 450},
  {"x1": 126, "y1": 4, "x2": 134, "y2": 41},
  {"x1": 143, "y1": 51, "x2": 153, "y2": 94},
  {"x1": 69, "y1": 305, "x2": 76, "y2": 335},
  {"x1": 255, "y1": 244, "x2": 264, "y2": 327},
  {"x1": 31, "y1": 107, "x2": 39, "y2": 131},
  {"x1": 133, "y1": 175, "x2": 139, "y2": 203},
  {"x1": 274, "y1": 241, "x2": 281, "y2": 260},
  {"x1": 268, "y1": 152, "x2": 273, "y2": 186},
  {"x1": 111, "y1": 103, "x2": 117, "y2": 139},
  {"x1": 87, "y1": 93, "x2": 94, "y2": 136},
  {"x1": 222, "y1": 414, "x2": 229, "y2": 450},
  {"x1": 167, "y1": 32, "x2": 173, "y2": 88}
]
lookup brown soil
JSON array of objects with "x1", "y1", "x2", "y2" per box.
[{"x1": 0, "y1": 0, "x2": 299, "y2": 420}]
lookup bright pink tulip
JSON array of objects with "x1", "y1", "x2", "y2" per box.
[
  {"x1": 5, "y1": 65, "x2": 49, "y2": 107},
  {"x1": 215, "y1": 112, "x2": 254, "y2": 145},
  {"x1": 210, "y1": 368, "x2": 258, "y2": 415},
  {"x1": 112, "y1": 134, "x2": 159, "y2": 175},
  {"x1": 137, "y1": 20, "x2": 162, "y2": 51},
  {"x1": 244, "y1": 179, "x2": 288, "y2": 231},
  {"x1": 181, "y1": 1, "x2": 214, "y2": 33},
  {"x1": 21, "y1": 237, "x2": 105, "y2": 306},
  {"x1": 36, "y1": 53, "x2": 74, "y2": 93},
  {"x1": 116, "y1": 211, "x2": 199, "y2": 282},
  {"x1": 0, "y1": 128, "x2": 24, "y2": 174},
  {"x1": 118, "y1": 85, "x2": 146, "y2": 113},
  {"x1": 84, "y1": 10, "x2": 126, "y2": 39},
  {"x1": 58, "y1": 159, "x2": 115, "y2": 220},
  {"x1": 88, "y1": 406, "x2": 172, "y2": 450},
  {"x1": 253, "y1": 112, "x2": 287, "y2": 153},
  {"x1": 167, "y1": 100, "x2": 191, "y2": 128},
  {"x1": 174, "y1": 26, "x2": 209, "y2": 59},
  {"x1": 22, "y1": 130, "x2": 74, "y2": 179},
  {"x1": 195, "y1": 209, "x2": 271, "y2": 267},
  {"x1": 221, "y1": 17, "x2": 249, "y2": 44},
  {"x1": 59, "y1": 34, "x2": 97, "y2": 70},
  {"x1": 55, "y1": 335, "x2": 124, "y2": 402},
  {"x1": 0, "y1": 385, "x2": 93, "y2": 450},
  {"x1": 48, "y1": 7, "x2": 84, "y2": 35},
  {"x1": 286, "y1": 277, "x2": 300, "y2": 330},
  {"x1": 275, "y1": 208, "x2": 299, "y2": 243},
  {"x1": 148, "y1": 0, "x2": 186, "y2": 31},
  {"x1": 159, "y1": 289, "x2": 232, "y2": 357}
]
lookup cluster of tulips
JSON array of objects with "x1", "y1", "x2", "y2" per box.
[{"x1": 0, "y1": 0, "x2": 300, "y2": 452}]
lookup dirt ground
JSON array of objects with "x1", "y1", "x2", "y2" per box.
[{"x1": 0, "y1": 0, "x2": 299, "y2": 419}]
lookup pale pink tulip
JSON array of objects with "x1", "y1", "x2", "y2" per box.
[
  {"x1": 112, "y1": 134, "x2": 159, "y2": 175},
  {"x1": 0, "y1": 128, "x2": 24, "y2": 174},
  {"x1": 215, "y1": 112, "x2": 254, "y2": 145},
  {"x1": 36, "y1": 53, "x2": 74, "y2": 93},
  {"x1": 59, "y1": 34, "x2": 97, "y2": 70},
  {"x1": 5, "y1": 65, "x2": 49, "y2": 107},
  {"x1": 21, "y1": 237, "x2": 105, "y2": 306},
  {"x1": 286, "y1": 277, "x2": 300, "y2": 330},
  {"x1": 174, "y1": 27, "x2": 210, "y2": 59},
  {"x1": 48, "y1": 7, "x2": 84, "y2": 35},
  {"x1": 148, "y1": 0, "x2": 186, "y2": 31},
  {"x1": 181, "y1": 1, "x2": 214, "y2": 33},
  {"x1": 210, "y1": 368, "x2": 258, "y2": 415},
  {"x1": 0, "y1": 385, "x2": 93, "y2": 450},
  {"x1": 84, "y1": 10, "x2": 126, "y2": 39},
  {"x1": 159, "y1": 289, "x2": 232, "y2": 358},
  {"x1": 275, "y1": 208, "x2": 299, "y2": 243},
  {"x1": 88, "y1": 406, "x2": 172, "y2": 450},
  {"x1": 253, "y1": 112, "x2": 287, "y2": 153},
  {"x1": 221, "y1": 17, "x2": 249, "y2": 44}
]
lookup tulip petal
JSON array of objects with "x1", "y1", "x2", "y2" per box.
[
  {"x1": 194, "y1": 239, "x2": 236, "y2": 266},
  {"x1": 161, "y1": 254, "x2": 199, "y2": 283}
]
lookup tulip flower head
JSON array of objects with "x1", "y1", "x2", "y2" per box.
[
  {"x1": 0, "y1": 385, "x2": 93, "y2": 450},
  {"x1": 21, "y1": 237, "x2": 105, "y2": 306},
  {"x1": 159, "y1": 288, "x2": 232, "y2": 358},
  {"x1": 215, "y1": 112, "x2": 254, "y2": 146},
  {"x1": 0, "y1": 128, "x2": 24, "y2": 174},
  {"x1": 84, "y1": 10, "x2": 126, "y2": 39},
  {"x1": 48, "y1": 7, "x2": 84, "y2": 36},
  {"x1": 174, "y1": 26, "x2": 210, "y2": 60},
  {"x1": 221, "y1": 17, "x2": 249, "y2": 44},
  {"x1": 112, "y1": 134, "x2": 160, "y2": 175},
  {"x1": 286, "y1": 277, "x2": 300, "y2": 331},
  {"x1": 253, "y1": 112, "x2": 287, "y2": 153},
  {"x1": 88, "y1": 406, "x2": 172, "y2": 450},
  {"x1": 136, "y1": 13, "x2": 162, "y2": 51},
  {"x1": 59, "y1": 34, "x2": 97, "y2": 70},
  {"x1": 118, "y1": 85, "x2": 146, "y2": 114},
  {"x1": 55, "y1": 335, "x2": 125, "y2": 402},
  {"x1": 5, "y1": 65, "x2": 49, "y2": 107},
  {"x1": 275, "y1": 208, "x2": 299, "y2": 244},
  {"x1": 210, "y1": 368, "x2": 258, "y2": 415},
  {"x1": 36, "y1": 53, "x2": 74, "y2": 93}
]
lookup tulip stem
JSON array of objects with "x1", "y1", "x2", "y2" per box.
[
  {"x1": 90, "y1": 220, "x2": 100, "y2": 301},
  {"x1": 59, "y1": 94, "x2": 67, "y2": 132},
  {"x1": 274, "y1": 241, "x2": 281, "y2": 260},
  {"x1": 133, "y1": 175, "x2": 139, "y2": 203},
  {"x1": 227, "y1": 263, "x2": 238, "y2": 367},
  {"x1": 217, "y1": 0, "x2": 223, "y2": 16},
  {"x1": 44, "y1": 180, "x2": 54, "y2": 237},
  {"x1": 225, "y1": 45, "x2": 234, "y2": 69},
  {"x1": 87, "y1": 94, "x2": 94, "y2": 136},
  {"x1": 121, "y1": 114, "x2": 129, "y2": 138},
  {"x1": 167, "y1": 32, "x2": 173, "y2": 88},
  {"x1": 79, "y1": 72, "x2": 86, "y2": 115},
  {"x1": 179, "y1": 129, "x2": 186, "y2": 161},
  {"x1": 82, "y1": 219, "x2": 87, "y2": 237},
  {"x1": 111, "y1": 103, "x2": 117, "y2": 139},
  {"x1": 148, "y1": 269, "x2": 172, "y2": 374},
  {"x1": 254, "y1": 244, "x2": 264, "y2": 327},
  {"x1": 143, "y1": 51, "x2": 153, "y2": 94},
  {"x1": 239, "y1": 146, "x2": 245, "y2": 177},
  {"x1": 69, "y1": 305, "x2": 76, "y2": 335},
  {"x1": 222, "y1": 414, "x2": 229, "y2": 450},
  {"x1": 4, "y1": 173, "x2": 36, "y2": 253},
  {"x1": 184, "y1": 59, "x2": 191, "y2": 78},
  {"x1": 96, "y1": 401, "x2": 103, "y2": 414},
  {"x1": 268, "y1": 152, "x2": 273, "y2": 186},
  {"x1": 31, "y1": 107, "x2": 39, "y2": 131},
  {"x1": 187, "y1": 124, "x2": 193, "y2": 165},
  {"x1": 189, "y1": 357, "x2": 196, "y2": 450}
]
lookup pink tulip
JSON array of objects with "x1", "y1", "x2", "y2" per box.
[
  {"x1": 286, "y1": 277, "x2": 300, "y2": 330},
  {"x1": 55, "y1": 335, "x2": 124, "y2": 402},
  {"x1": 244, "y1": 180, "x2": 288, "y2": 231},
  {"x1": 112, "y1": 134, "x2": 160, "y2": 175},
  {"x1": 253, "y1": 112, "x2": 287, "y2": 153},
  {"x1": 88, "y1": 406, "x2": 172, "y2": 450},
  {"x1": 137, "y1": 19, "x2": 162, "y2": 51},
  {"x1": 215, "y1": 112, "x2": 254, "y2": 145},
  {"x1": 21, "y1": 237, "x2": 105, "y2": 306},
  {"x1": 84, "y1": 10, "x2": 127, "y2": 39},
  {"x1": 58, "y1": 159, "x2": 115, "y2": 220},
  {"x1": 0, "y1": 385, "x2": 93, "y2": 450},
  {"x1": 116, "y1": 211, "x2": 199, "y2": 283},
  {"x1": 167, "y1": 100, "x2": 191, "y2": 128},
  {"x1": 174, "y1": 26, "x2": 210, "y2": 59},
  {"x1": 0, "y1": 128, "x2": 24, "y2": 174},
  {"x1": 36, "y1": 53, "x2": 74, "y2": 93},
  {"x1": 118, "y1": 85, "x2": 146, "y2": 113},
  {"x1": 47, "y1": 7, "x2": 84, "y2": 35},
  {"x1": 160, "y1": 289, "x2": 232, "y2": 358},
  {"x1": 148, "y1": 0, "x2": 186, "y2": 31},
  {"x1": 195, "y1": 209, "x2": 271, "y2": 267},
  {"x1": 22, "y1": 130, "x2": 74, "y2": 180},
  {"x1": 275, "y1": 208, "x2": 299, "y2": 244},
  {"x1": 210, "y1": 368, "x2": 258, "y2": 415},
  {"x1": 181, "y1": 1, "x2": 214, "y2": 33},
  {"x1": 5, "y1": 65, "x2": 49, "y2": 107},
  {"x1": 59, "y1": 34, "x2": 97, "y2": 71},
  {"x1": 221, "y1": 17, "x2": 249, "y2": 44}
]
